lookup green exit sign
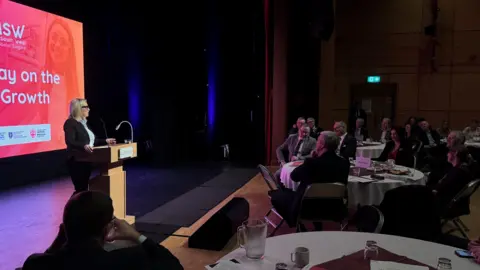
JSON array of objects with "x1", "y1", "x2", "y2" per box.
[{"x1": 367, "y1": 76, "x2": 381, "y2": 83}]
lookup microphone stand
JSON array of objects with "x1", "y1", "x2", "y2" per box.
[
  {"x1": 99, "y1": 118, "x2": 108, "y2": 139},
  {"x1": 115, "y1": 121, "x2": 134, "y2": 143}
]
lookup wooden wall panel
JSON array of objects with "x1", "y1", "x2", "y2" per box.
[
  {"x1": 317, "y1": 0, "x2": 480, "y2": 131},
  {"x1": 396, "y1": 110, "x2": 419, "y2": 126},
  {"x1": 453, "y1": 31, "x2": 480, "y2": 66},
  {"x1": 390, "y1": 74, "x2": 418, "y2": 111},
  {"x1": 451, "y1": 74, "x2": 480, "y2": 111},
  {"x1": 418, "y1": 111, "x2": 449, "y2": 129},
  {"x1": 454, "y1": 0, "x2": 480, "y2": 31},
  {"x1": 450, "y1": 112, "x2": 480, "y2": 130},
  {"x1": 418, "y1": 74, "x2": 450, "y2": 110}
]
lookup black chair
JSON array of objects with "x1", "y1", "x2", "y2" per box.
[
  {"x1": 442, "y1": 179, "x2": 480, "y2": 238},
  {"x1": 351, "y1": 205, "x2": 384, "y2": 233},
  {"x1": 257, "y1": 164, "x2": 284, "y2": 236},
  {"x1": 295, "y1": 183, "x2": 348, "y2": 232}
]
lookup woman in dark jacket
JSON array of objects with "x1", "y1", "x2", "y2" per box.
[
  {"x1": 374, "y1": 126, "x2": 414, "y2": 167},
  {"x1": 64, "y1": 98, "x2": 116, "y2": 194}
]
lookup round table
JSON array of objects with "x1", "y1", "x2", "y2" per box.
[
  {"x1": 280, "y1": 162, "x2": 426, "y2": 206},
  {"x1": 356, "y1": 142, "x2": 385, "y2": 158},
  {"x1": 466, "y1": 141, "x2": 480, "y2": 148},
  {"x1": 220, "y1": 231, "x2": 479, "y2": 269}
]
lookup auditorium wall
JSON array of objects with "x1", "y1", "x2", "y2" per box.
[{"x1": 318, "y1": 0, "x2": 480, "y2": 130}]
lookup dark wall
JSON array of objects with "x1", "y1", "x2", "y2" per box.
[{"x1": 1, "y1": 0, "x2": 265, "y2": 190}]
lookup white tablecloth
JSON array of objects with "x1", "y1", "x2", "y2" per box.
[
  {"x1": 280, "y1": 162, "x2": 426, "y2": 207},
  {"x1": 220, "y1": 231, "x2": 479, "y2": 269},
  {"x1": 356, "y1": 143, "x2": 385, "y2": 158},
  {"x1": 466, "y1": 141, "x2": 480, "y2": 148}
]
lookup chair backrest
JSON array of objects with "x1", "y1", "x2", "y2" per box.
[
  {"x1": 412, "y1": 140, "x2": 423, "y2": 154},
  {"x1": 257, "y1": 164, "x2": 280, "y2": 190},
  {"x1": 303, "y1": 182, "x2": 346, "y2": 199},
  {"x1": 453, "y1": 179, "x2": 480, "y2": 202},
  {"x1": 352, "y1": 205, "x2": 384, "y2": 233}
]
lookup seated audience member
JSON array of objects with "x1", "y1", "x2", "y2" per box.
[
  {"x1": 288, "y1": 117, "x2": 306, "y2": 135},
  {"x1": 270, "y1": 131, "x2": 350, "y2": 229},
  {"x1": 277, "y1": 125, "x2": 316, "y2": 165},
  {"x1": 463, "y1": 119, "x2": 480, "y2": 139},
  {"x1": 380, "y1": 118, "x2": 392, "y2": 143},
  {"x1": 418, "y1": 119, "x2": 441, "y2": 149},
  {"x1": 427, "y1": 131, "x2": 466, "y2": 187},
  {"x1": 373, "y1": 126, "x2": 413, "y2": 167},
  {"x1": 334, "y1": 121, "x2": 357, "y2": 159},
  {"x1": 23, "y1": 191, "x2": 183, "y2": 270},
  {"x1": 437, "y1": 120, "x2": 451, "y2": 139},
  {"x1": 353, "y1": 118, "x2": 368, "y2": 141},
  {"x1": 432, "y1": 145, "x2": 474, "y2": 212},
  {"x1": 275, "y1": 125, "x2": 316, "y2": 181},
  {"x1": 307, "y1": 117, "x2": 323, "y2": 139},
  {"x1": 404, "y1": 123, "x2": 419, "y2": 144}
]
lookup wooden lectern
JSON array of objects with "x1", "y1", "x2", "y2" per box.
[{"x1": 76, "y1": 143, "x2": 137, "y2": 224}]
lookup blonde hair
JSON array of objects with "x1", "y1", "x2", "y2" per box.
[{"x1": 69, "y1": 98, "x2": 87, "y2": 119}]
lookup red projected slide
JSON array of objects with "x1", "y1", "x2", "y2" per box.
[{"x1": 0, "y1": 0, "x2": 84, "y2": 158}]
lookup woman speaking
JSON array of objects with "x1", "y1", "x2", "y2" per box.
[{"x1": 63, "y1": 98, "x2": 116, "y2": 194}]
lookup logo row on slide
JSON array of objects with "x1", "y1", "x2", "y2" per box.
[{"x1": 0, "y1": 124, "x2": 51, "y2": 146}]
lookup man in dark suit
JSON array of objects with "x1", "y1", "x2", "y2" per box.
[
  {"x1": 307, "y1": 117, "x2": 323, "y2": 139},
  {"x1": 23, "y1": 191, "x2": 183, "y2": 270},
  {"x1": 334, "y1": 121, "x2": 357, "y2": 159},
  {"x1": 418, "y1": 119, "x2": 441, "y2": 149},
  {"x1": 348, "y1": 101, "x2": 367, "y2": 132},
  {"x1": 352, "y1": 118, "x2": 369, "y2": 141},
  {"x1": 270, "y1": 131, "x2": 350, "y2": 229}
]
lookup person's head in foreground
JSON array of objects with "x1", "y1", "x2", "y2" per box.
[
  {"x1": 333, "y1": 121, "x2": 346, "y2": 137},
  {"x1": 381, "y1": 118, "x2": 391, "y2": 131},
  {"x1": 447, "y1": 145, "x2": 471, "y2": 167},
  {"x1": 296, "y1": 117, "x2": 306, "y2": 129},
  {"x1": 298, "y1": 124, "x2": 310, "y2": 139},
  {"x1": 447, "y1": 131, "x2": 466, "y2": 149},
  {"x1": 69, "y1": 98, "x2": 90, "y2": 120},
  {"x1": 64, "y1": 191, "x2": 139, "y2": 245},
  {"x1": 315, "y1": 131, "x2": 339, "y2": 157},
  {"x1": 356, "y1": 118, "x2": 365, "y2": 129}
]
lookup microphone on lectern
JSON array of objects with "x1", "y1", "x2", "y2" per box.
[{"x1": 115, "y1": 121, "x2": 134, "y2": 143}]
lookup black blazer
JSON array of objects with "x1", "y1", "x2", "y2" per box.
[
  {"x1": 22, "y1": 238, "x2": 184, "y2": 270},
  {"x1": 63, "y1": 118, "x2": 105, "y2": 158},
  {"x1": 339, "y1": 134, "x2": 357, "y2": 159},
  {"x1": 418, "y1": 129, "x2": 441, "y2": 148},
  {"x1": 352, "y1": 127, "x2": 369, "y2": 140},
  {"x1": 374, "y1": 140, "x2": 414, "y2": 167}
]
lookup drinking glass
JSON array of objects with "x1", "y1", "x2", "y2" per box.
[
  {"x1": 237, "y1": 219, "x2": 267, "y2": 259},
  {"x1": 364, "y1": 240, "x2": 379, "y2": 260},
  {"x1": 387, "y1": 159, "x2": 395, "y2": 170},
  {"x1": 437, "y1": 257, "x2": 452, "y2": 269},
  {"x1": 352, "y1": 167, "x2": 361, "y2": 176}
]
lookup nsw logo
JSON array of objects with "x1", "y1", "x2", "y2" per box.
[
  {"x1": 8, "y1": 132, "x2": 13, "y2": 139},
  {"x1": 30, "y1": 129, "x2": 36, "y2": 138}
]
